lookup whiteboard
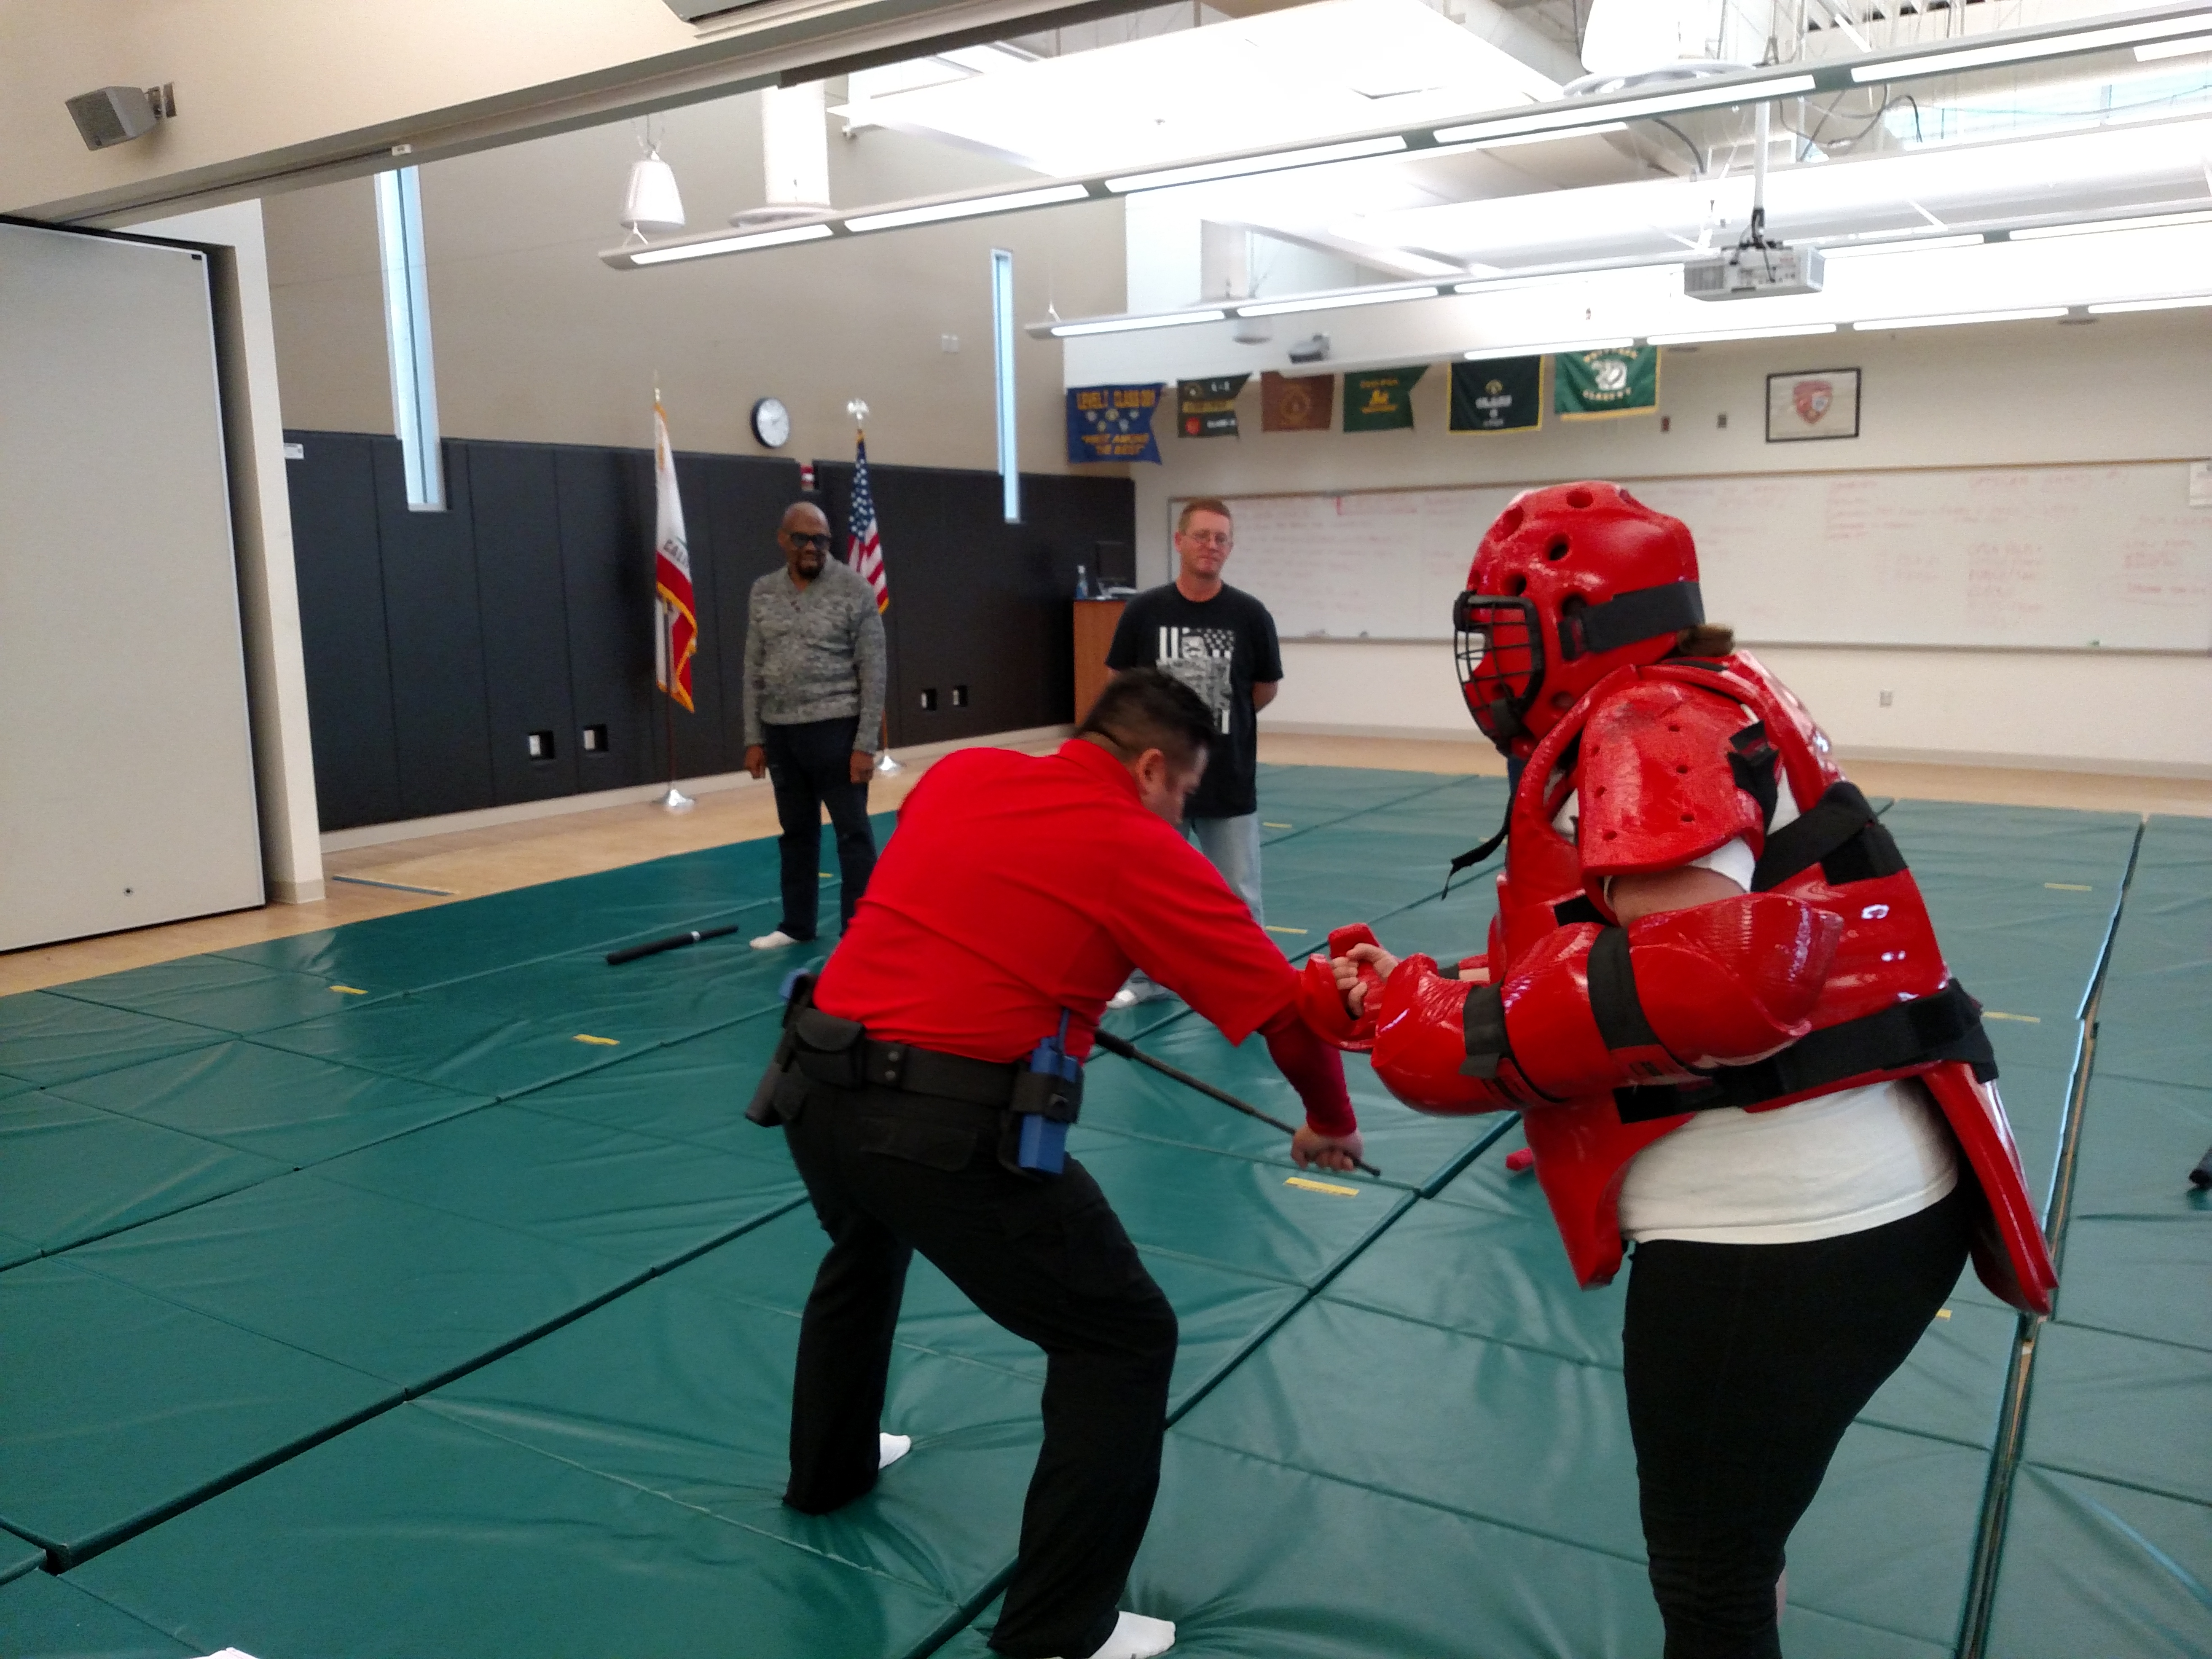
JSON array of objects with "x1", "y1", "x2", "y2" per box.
[{"x1": 1184, "y1": 462, "x2": 2212, "y2": 651}]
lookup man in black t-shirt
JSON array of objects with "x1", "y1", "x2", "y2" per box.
[{"x1": 1104, "y1": 499, "x2": 1281, "y2": 1006}]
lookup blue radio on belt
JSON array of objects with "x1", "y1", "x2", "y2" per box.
[{"x1": 1014, "y1": 1010, "x2": 1084, "y2": 1174}]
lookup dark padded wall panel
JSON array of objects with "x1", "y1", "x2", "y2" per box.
[
  {"x1": 554, "y1": 446, "x2": 656, "y2": 794},
  {"x1": 464, "y1": 443, "x2": 579, "y2": 805},
  {"x1": 373, "y1": 440, "x2": 495, "y2": 819},
  {"x1": 706, "y1": 455, "x2": 807, "y2": 759},
  {"x1": 285, "y1": 433, "x2": 401, "y2": 831}
]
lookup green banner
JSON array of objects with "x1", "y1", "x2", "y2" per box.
[
  {"x1": 1450, "y1": 357, "x2": 1542, "y2": 432},
  {"x1": 1342, "y1": 365, "x2": 1428, "y2": 432},
  {"x1": 1177, "y1": 374, "x2": 1249, "y2": 439},
  {"x1": 1554, "y1": 346, "x2": 1657, "y2": 419}
]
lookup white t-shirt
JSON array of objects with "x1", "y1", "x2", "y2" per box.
[{"x1": 1551, "y1": 780, "x2": 1958, "y2": 1246}]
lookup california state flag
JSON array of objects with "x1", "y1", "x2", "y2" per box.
[{"x1": 652, "y1": 397, "x2": 696, "y2": 711}]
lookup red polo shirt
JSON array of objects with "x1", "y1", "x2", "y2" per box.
[{"x1": 813, "y1": 739, "x2": 1298, "y2": 1066}]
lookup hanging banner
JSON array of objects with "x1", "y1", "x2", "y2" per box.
[
  {"x1": 1260, "y1": 371, "x2": 1334, "y2": 432},
  {"x1": 1177, "y1": 374, "x2": 1249, "y2": 438},
  {"x1": 1554, "y1": 346, "x2": 1658, "y2": 419},
  {"x1": 1342, "y1": 365, "x2": 1428, "y2": 432},
  {"x1": 1066, "y1": 384, "x2": 1165, "y2": 463},
  {"x1": 1450, "y1": 357, "x2": 1543, "y2": 432}
]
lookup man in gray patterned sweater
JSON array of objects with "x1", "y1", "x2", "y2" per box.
[{"x1": 742, "y1": 499, "x2": 888, "y2": 950}]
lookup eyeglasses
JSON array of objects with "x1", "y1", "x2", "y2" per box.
[
  {"x1": 1180, "y1": 530, "x2": 1231, "y2": 547},
  {"x1": 785, "y1": 532, "x2": 833, "y2": 550}
]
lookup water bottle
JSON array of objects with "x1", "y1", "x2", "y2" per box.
[{"x1": 1074, "y1": 564, "x2": 1091, "y2": 601}]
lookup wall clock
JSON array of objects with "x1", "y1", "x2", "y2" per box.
[{"x1": 750, "y1": 396, "x2": 791, "y2": 449}]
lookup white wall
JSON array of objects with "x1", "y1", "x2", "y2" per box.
[{"x1": 1142, "y1": 311, "x2": 2212, "y2": 774}]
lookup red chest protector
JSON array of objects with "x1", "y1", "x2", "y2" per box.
[{"x1": 1406, "y1": 654, "x2": 2052, "y2": 1313}]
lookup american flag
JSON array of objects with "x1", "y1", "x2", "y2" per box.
[{"x1": 848, "y1": 436, "x2": 888, "y2": 612}]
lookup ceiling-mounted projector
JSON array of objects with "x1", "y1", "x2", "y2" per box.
[{"x1": 1685, "y1": 241, "x2": 1824, "y2": 300}]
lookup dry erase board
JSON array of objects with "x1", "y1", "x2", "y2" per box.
[{"x1": 1184, "y1": 461, "x2": 2212, "y2": 650}]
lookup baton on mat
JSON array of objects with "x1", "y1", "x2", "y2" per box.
[
  {"x1": 605, "y1": 924, "x2": 741, "y2": 966},
  {"x1": 1089, "y1": 1028, "x2": 1381, "y2": 1179}
]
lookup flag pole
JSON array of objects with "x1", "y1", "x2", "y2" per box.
[
  {"x1": 849, "y1": 396, "x2": 902, "y2": 778},
  {"x1": 655, "y1": 377, "x2": 695, "y2": 813}
]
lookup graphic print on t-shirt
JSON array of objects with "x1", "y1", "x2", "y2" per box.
[{"x1": 1157, "y1": 626, "x2": 1238, "y2": 732}]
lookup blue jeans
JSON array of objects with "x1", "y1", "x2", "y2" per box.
[{"x1": 1124, "y1": 813, "x2": 1264, "y2": 1002}]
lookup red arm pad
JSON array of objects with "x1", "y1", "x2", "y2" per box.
[
  {"x1": 1367, "y1": 955, "x2": 1525, "y2": 1117},
  {"x1": 1294, "y1": 924, "x2": 1388, "y2": 1051},
  {"x1": 1501, "y1": 893, "x2": 1842, "y2": 1098},
  {"x1": 1260, "y1": 1004, "x2": 1358, "y2": 1137}
]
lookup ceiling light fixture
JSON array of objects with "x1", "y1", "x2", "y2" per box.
[
  {"x1": 2135, "y1": 33, "x2": 2212, "y2": 60},
  {"x1": 1433, "y1": 73, "x2": 1814, "y2": 146},
  {"x1": 2009, "y1": 208, "x2": 2212, "y2": 240},
  {"x1": 1047, "y1": 308, "x2": 1228, "y2": 338},
  {"x1": 2086, "y1": 293, "x2": 2212, "y2": 312},
  {"x1": 1103, "y1": 136, "x2": 1408, "y2": 195},
  {"x1": 1819, "y1": 233, "x2": 1988, "y2": 258},
  {"x1": 1235, "y1": 285, "x2": 1443, "y2": 318},
  {"x1": 1429, "y1": 121, "x2": 1628, "y2": 155},
  {"x1": 1853, "y1": 13, "x2": 2212, "y2": 82},
  {"x1": 844, "y1": 182, "x2": 1091, "y2": 233},
  {"x1": 1854, "y1": 306, "x2": 2070, "y2": 330},
  {"x1": 1468, "y1": 337, "x2": 1636, "y2": 358},
  {"x1": 1646, "y1": 322, "x2": 1839, "y2": 345},
  {"x1": 629, "y1": 222, "x2": 833, "y2": 266}
]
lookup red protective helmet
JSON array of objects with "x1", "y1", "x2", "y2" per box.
[{"x1": 1455, "y1": 481, "x2": 1705, "y2": 756}]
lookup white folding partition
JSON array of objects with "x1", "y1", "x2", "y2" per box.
[{"x1": 0, "y1": 221, "x2": 264, "y2": 950}]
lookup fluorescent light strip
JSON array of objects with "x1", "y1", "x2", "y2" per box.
[
  {"x1": 1048, "y1": 309, "x2": 1227, "y2": 338},
  {"x1": 1434, "y1": 73, "x2": 1814, "y2": 145},
  {"x1": 1855, "y1": 306, "x2": 2068, "y2": 330},
  {"x1": 1468, "y1": 338, "x2": 1635, "y2": 358},
  {"x1": 2087, "y1": 293, "x2": 2212, "y2": 313},
  {"x1": 1235, "y1": 285, "x2": 1441, "y2": 318},
  {"x1": 1647, "y1": 322, "x2": 1839, "y2": 345},
  {"x1": 1853, "y1": 15, "x2": 2212, "y2": 83},
  {"x1": 1428, "y1": 121, "x2": 1628, "y2": 156},
  {"x1": 1104, "y1": 136, "x2": 1407, "y2": 195},
  {"x1": 2136, "y1": 33, "x2": 2212, "y2": 60},
  {"x1": 2011, "y1": 208, "x2": 2212, "y2": 240},
  {"x1": 1820, "y1": 233, "x2": 1987, "y2": 258},
  {"x1": 845, "y1": 183, "x2": 1091, "y2": 234},
  {"x1": 630, "y1": 222, "x2": 834, "y2": 265}
]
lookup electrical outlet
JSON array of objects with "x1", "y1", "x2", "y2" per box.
[
  {"x1": 1717, "y1": 412, "x2": 1729, "y2": 429},
  {"x1": 1879, "y1": 690, "x2": 1894, "y2": 707},
  {"x1": 940, "y1": 334, "x2": 960, "y2": 353}
]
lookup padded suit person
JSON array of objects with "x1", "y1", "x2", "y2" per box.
[
  {"x1": 752, "y1": 668, "x2": 1365, "y2": 1659},
  {"x1": 1300, "y1": 483, "x2": 2056, "y2": 1659}
]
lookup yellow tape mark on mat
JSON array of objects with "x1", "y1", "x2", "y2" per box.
[
  {"x1": 2044, "y1": 882, "x2": 2094, "y2": 891},
  {"x1": 1263, "y1": 822, "x2": 1293, "y2": 829},
  {"x1": 1285, "y1": 1176, "x2": 1359, "y2": 1197},
  {"x1": 1936, "y1": 1308, "x2": 1952, "y2": 1320},
  {"x1": 329, "y1": 985, "x2": 367, "y2": 996},
  {"x1": 573, "y1": 1034, "x2": 621, "y2": 1046},
  {"x1": 1265, "y1": 925, "x2": 1309, "y2": 935},
  {"x1": 1984, "y1": 1012, "x2": 2041, "y2": 1023}
]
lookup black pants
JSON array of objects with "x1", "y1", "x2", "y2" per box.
[
  {"x1": 1622, "y1": 1183, "x2": 1974, "y2": 1659},
  {"x1": 763, "y1": 716, "x2": 875, "y2": 941},
  {"x1": 782, "y1": 1082, "x2": 1178, "y2": 1659}
]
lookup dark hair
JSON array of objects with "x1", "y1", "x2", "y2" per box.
[
  {"x1": 1176, "y1": 497, "x2": 1232, "y2": 533},
  {"x1": 1673, "y1": 623, "x2": 1737, "y2": 658},
  {"x1": 1079, "y1": 668, "x2": 1216, "y2": 771}
]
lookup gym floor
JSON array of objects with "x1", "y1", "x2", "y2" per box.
[{"x1": 2, "y1": 740, "x2": 2206, "y2": 1657}]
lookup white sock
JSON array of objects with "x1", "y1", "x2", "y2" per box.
[
  {"x1": 1060, "y1": 1611, "x2": 1175, "y2": 1659},
  {"x1": 749, "y1": 929, "x2": 801, "y2": 950},
  {"x1": 878, "y1": 1432, "x2": 911, "y2": 1470}
]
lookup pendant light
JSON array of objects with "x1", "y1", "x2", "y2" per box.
[{"x1": 621, "y1": 124, "x2": 686, "y2": 241}]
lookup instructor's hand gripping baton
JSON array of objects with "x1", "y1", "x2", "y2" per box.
[{"x1": 1090, "y1": 1028, "x2": 1381, "y2": 1178}]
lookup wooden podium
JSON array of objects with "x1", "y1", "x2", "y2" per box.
[{"x1": 1072, "y1": 599, "x2": 1125, "y2": 722}]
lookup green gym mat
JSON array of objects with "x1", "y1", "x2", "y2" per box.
[
  {"x1": 0, "y1": 1570, "x2": 196, "y2": 1659},
  {"x1": 67, "y1": 1403, "x2": 966, "y2": 1659},
  {"x1": 0, "y1": 996, "x2": 220, "y2": 1091},
  {"x1": 67, "y1": 1172, "x2": 644, "y2": 1393},
  {"x1": 251, "y1": 992, "x2": 651, "y2": 1100},
  {"x1": 40, "y1": 954, "x2": 393, "y2": 1037},
  {"x1": 515, "y1": 1008, "x2": 788, "y2": 1157},
  {"x1": 0, "y1": 1229, "x2": 37, "y2": 1272},
  {"x1": 1252, "y1": 766, "x2": 1471, "y2": 828},
  {"x1": 1983, "y1": 1464, "x2": 2212, "y2": 1659},
  {"x1": 2063, "y1": 1074, "x2": 2212, "y2": 1221},
  {"x1": 0, "y1": 1257, "x2": 395, "y2": 1564},
  {"x1": 2022, "y1": 1321, "x2": 2212, "y2": 1506},
  {"x1": 1, "y1": 1072, "x2": 43, "y2": 1101},
  {"x1": 2, "y1": 1531, "x2": 43, "y2": 1586},
  {"x1": 421, "y1": 1275, "x2": 1039, "y2": 1604},
  {"x1": 0, "y1": 1092, "x2": 285, "y2": 1258},
  {"x1": 2049, "y1": 1074, "x2": 2212, "y2": 1350},
  {"x1": 309, "y1": 1102, "x2": 806, "y2": 1270},
  {"x1": 43, "y1": 1041, "x2": 493, "y2": 1169}
]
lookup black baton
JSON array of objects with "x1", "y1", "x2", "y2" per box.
[
  {"x1": 1090, "y1": 1028, "x2": 1381, "y2": 1178},
  {"x1": 605, "y1": 924, "x2": 741, "y2": 966}
]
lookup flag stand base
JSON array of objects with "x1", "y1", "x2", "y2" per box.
[
  {"x1": 661, "y1": 787, "x2": 695, "y2": 813},
  {"x1": 874, "y1": 751, "x2": 904, "y2": 776}
]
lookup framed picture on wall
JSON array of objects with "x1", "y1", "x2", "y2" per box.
[{"x1": 1766, "y1": 368, "x2": 1860, "y2": 442}]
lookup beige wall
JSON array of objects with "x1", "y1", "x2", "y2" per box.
[
  {"x1": 1138, "y1": 313, "x2": 2212, "y2": 773},
  {"x1": 261, "y1": 89, "x2": 1124, "y2": 471}
]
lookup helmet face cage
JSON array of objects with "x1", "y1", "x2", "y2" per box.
[{"x1": 1453, "y1": 591, "x2": 1544, "y2": 745}]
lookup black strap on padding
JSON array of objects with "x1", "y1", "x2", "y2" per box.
[
  {"x1": 1443, "y1": 796, "x2": 1513, "y2": 899},
  {"x1": 1586, "y1": 927, "x2": 1661, "y2": 1054},
  {"x1": 1567, "y1": 580, "x2": 1706, "y2": 659},
  {"x1": 1552, "y1": 894, "x2": 1605, "y2": 927},
  {"x1": 1612, "y1": 978, "x2": 1996, "y2": 1123},
  {"x1": 1728, "y1": 721, "x2": 1780, "y2": 830},
  {"x1": 1750, "y1": 780, "x2": 1906, "y2": 892},
  {"x1": 1459, "y1": 981, "x2": 1509, "y2": 1079}
]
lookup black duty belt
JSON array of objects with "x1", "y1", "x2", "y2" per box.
[{"x1": 794, "y1": 1037, "x2": 1026, "y2": 1107}]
